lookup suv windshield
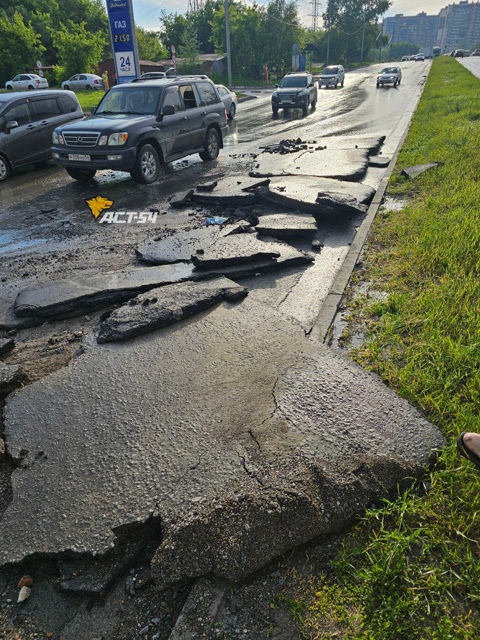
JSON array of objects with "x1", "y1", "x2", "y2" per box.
[
  {"x1": 280, "y1": 76, "x2": 307, "y2": 88},
  {"x1": 322, "y1": 67, "x2": 338, "y2": 74},
  {"x1": 96, "y1": 86, "x2": 162, "y2": 115}
]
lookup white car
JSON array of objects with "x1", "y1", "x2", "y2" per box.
[
  {"x1": 61, "y1": 74, "x2": 105, "y2": 91},
  {"x1": 5, "y1": 74, "x2": 49, "y2": 91},
  {"x1": 216, "y1": 84, "x2": 237, "y2": 120},
  {"x1": 376, "y1": 67, "x2": 402, "y2": 88},
  {"x1": 318, "y1": 65, "x2": 345, "y2": 88}
]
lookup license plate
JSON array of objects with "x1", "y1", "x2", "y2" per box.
[
  {"x1": 68, "y1": 154, "x2": 91, "y2": 161},
  {"x1": 280, "y1": 101, "x2": 294, "y2": 105}
]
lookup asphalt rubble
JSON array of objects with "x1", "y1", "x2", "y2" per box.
[{"x1": 0, "y1": 135, "x2": 445, "y2": 639}]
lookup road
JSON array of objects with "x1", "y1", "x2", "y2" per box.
[{"x1": 0, "y1": 60, "x2": 442, "y2": 640}]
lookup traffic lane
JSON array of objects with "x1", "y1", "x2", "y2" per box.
[
  {"x1": 227, "y1": 61, "x2": 430, "y2": 149},
  {"x1": 458, "y1": 55, "x2": 480, "y2": 78}
]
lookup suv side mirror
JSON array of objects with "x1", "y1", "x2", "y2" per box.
[
  {"x1": 5, "y1": 120, "x2": 18, "y2": 132},
  {"x1": 162, "y1": 105, "x2": 175, "y2": 117},
  {"x1": 274, "y1": 84, "x2": 279, "y2": 88}
]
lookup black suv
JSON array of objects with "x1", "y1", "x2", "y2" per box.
[
  {"x1": 51, "y1": 76, "x2": 228, "y2": 184},
  {"x1": 271, "y1": 72, "x2": 317, "y2": 116},
  {"x1": 0, "y1": 90, "x2": 83, "y2": 182}
]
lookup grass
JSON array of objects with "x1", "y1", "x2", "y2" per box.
[{"x1": 283, "y1": 56, "x2": 480, "y2": 639}]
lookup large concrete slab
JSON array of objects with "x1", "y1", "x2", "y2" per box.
[
  {"x1": 255, "y1": 213, "x2": 318, "y2": 239},
  {"x1": 12, "y1": 243, "x2": 312, "y2": 323},
  {"x1": 97, "y1": 278, "x2": 248, "y2": 343},
  {"x1": 191, "y1": 234, "x2": 281, "y2": 268},
  {"x1": 1, "y1": 299, "x2": 443, "y2": 580},
  {"x1": 254, "y1": 176, "x2": 373, "y2": 217},
  {"x1": 254, "y1": 147, "x2": 370, "y2": 181},
  {"x1": 191, "y1": 176, "x2": 270, "y2": 207}
]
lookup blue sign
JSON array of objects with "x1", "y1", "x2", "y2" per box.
[{"x1": 106, "y1": 0, "x2": 140, "y2": 84}]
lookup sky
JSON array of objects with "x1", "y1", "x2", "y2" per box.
[{"x1": 132, "y1": 0, "x2": 453, "y2": 31}]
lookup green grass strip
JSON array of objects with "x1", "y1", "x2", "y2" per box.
[{"x1": 290, "y1": 57, "x2": 480, "y2": 639}]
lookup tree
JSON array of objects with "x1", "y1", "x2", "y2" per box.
[
  {"x1": 0, "y1": 12, "x2": 44, "y2": 84},
  {"x1": 159, "y1": 11, "x2": 187, "y2": 54},
  {"x1": 50, "y1": 20, "x2": 106, "y2": 79},
  {"x1": 136, "y1": 27, "x2": 168, "y2": 61},
  {"x1": 178, "y1": 19, "x2": 201, "y2": 73}
]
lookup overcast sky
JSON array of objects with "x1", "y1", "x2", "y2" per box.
[{"x1": 132, "y1": 0, "x2": 451, "y2": 31}]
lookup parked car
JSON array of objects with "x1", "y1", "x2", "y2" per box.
[
  {"x1": 376, "y1": 66, "x2": 402, "y2": 88},
  {"x1": 0, "y1": 90, "x2": 83, "y2": 182},
  {"x1": 318, "y1": 65, "x2": 345, "y2": 88},
  {"x1": 401, "y1": 55, "x2": 411, "y2": 61},
  {"x1": 135, "y1": 70, "x2": 176, "y2": 80},
  {"x1": 271, "y1": 72, "x2": 317, "y2": 115},
  {"x1": 5, "y1": 74, "x2": 49, "y2": 91},
  {"x1": 414, "y1": 54, "x2": 425, "y2": 61},
  {"x1": 51, "y1": 76, "x2": 228, "y2": 184},
  {"x1": 61, "y1": 74, "x2": 104, "y2": 91},
  {"x1": 216, "y1": 84, "x2": 237, "y2": 120}
]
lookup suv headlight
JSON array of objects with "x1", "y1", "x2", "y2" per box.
[
  {"x1": 52, "y1": 131, "x2": 64, "y2": 144},
  {"x1": 298, "y1": 89, "x2": 307, "y2": 96},
  {"x1": 103, "y1": 131, "x2": 128, "y2": 147}
]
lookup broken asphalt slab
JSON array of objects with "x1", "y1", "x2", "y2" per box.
[
  {"x1": 12, "y1": 241, "x2": 311, "y2": 322},
  {"x1": 191, "y1": 234, "x2": 281, "y2": 268},
  {"x1": 255, "y1": 213, "x2": 318, "y2": 239},
  {"x1": 1, "y1": 298, "x2": 444, "y2": 583},
  {"x1": 254, "y1": 146, "x2": 370, "y2": 182},
  {"x1": 253, "y1": 176, "x2": 373, "y2": 217},
  {"x1": 191, "y1": 176, "x2": 270, "y2": 206},
  {"x1": 401, "y1": 162, "x2": 442, "y2": 179},
  {"x1": 97, "y1": 278, "x2": 248, "y2": 343},
  {"x1": 136, "y1": 228, "x2": 223, "y2": 265},
  {"x1": 0, "y1": 361, "x2": 25, "y2": 399}
]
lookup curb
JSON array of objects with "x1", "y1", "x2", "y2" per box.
[{"x1": 310, "y1": 71, "x2": 431, "y2": 344}]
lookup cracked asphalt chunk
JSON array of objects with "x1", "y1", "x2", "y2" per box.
[
  {"x1": 1, "y1": 299, "x2": 443, "y2": 578},
  {"x1": 97, "y1": 278, "x2": 248, "y2": 343},
  {"x1": 191, "y1": 234, "x2": 281, "y2": 268},
  {"x1": 136, "y1": 227, "x2": 223, "y2": 265},
  {"x1": 255, "y1": 213, "x2": 318, "y2": 239}
]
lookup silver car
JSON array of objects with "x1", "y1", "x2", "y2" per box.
[
  {"x1": 216, "y1": 84, "x2": 237, "y2": 120},
  {"x1": 61, "y1": 74, "x2": 105, "y2": 91},
  {"x1": 5, "y1": 74, "x2": 49, "y2": 91},
  {"x1": 318, "y1": 65, "x2": 345, "y2": 88},
  {"x1": 376, "y1": 66, "x2": 402, "y2": 88}
]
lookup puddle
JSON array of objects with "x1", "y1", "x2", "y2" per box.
[{"x1": 0, "y1": 231, "x2": 50, "y2": 255}]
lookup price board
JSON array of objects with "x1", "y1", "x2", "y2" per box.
[{"x1": 106, "y1": 0, "x2": 140, "y2": 84}]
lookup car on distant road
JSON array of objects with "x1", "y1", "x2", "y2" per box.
[
  {"x1": 0, "y1": 90, "x2": 83, "y2": 181},
  {"x1": 51, "y1": 76, "x2": 228, "y2": 184},
  {"x1": 472, "y1": 49, "x2": 480, "y2": 56},
  {"x1": 5, "y1": 74, "x2": 49, "y2": 91},
  {"x1": 414, "y1": 54, "x2": 425, "y2": 61},
  {"x1": 61, "y1": 74, "x2": 105, "y2": 91},
  {"x1": 376, "y1": 66, "x2": 402, "y2": 88},
  {"x1": 271, "y1": 72, "x2": 317, "y2": 115},
  {"x1": 401, "y1": 55, "x2": 411, "y2": 61},
  {"x1": 318, "y1": 65, "x2": 345, "y2": 88},
  {"x1": 216, "y1": 84, "x2": 237, "y2": 120},
  {"x1": 132, "y1": 70, "x2": 177, "y2": 81}
]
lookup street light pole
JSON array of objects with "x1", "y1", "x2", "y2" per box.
[
  {"x1": 360, "y1": 11, "x2": 366, "y2": 61},
  {"x1": 225, "y1": 0, "x2": 233, "y2": 89}
]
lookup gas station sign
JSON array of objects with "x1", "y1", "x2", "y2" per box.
[{"x1": 106, "y1": 0, "x2": 141, "y2": 83}]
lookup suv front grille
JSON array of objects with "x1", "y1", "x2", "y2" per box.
[{"x1": 63, "y1": 132, "x2": 100, "y2": 147}]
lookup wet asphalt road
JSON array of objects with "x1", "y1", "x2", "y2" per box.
[{"x1": 0, "y1": 61, "x2": 429, "y2": 237}]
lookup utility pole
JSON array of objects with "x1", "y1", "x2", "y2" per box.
[
  {"x1": 326, "y1": 1, "x2": 331, "y2": 65},
  {"x1": 225, "y1": 0, "x2": 233, "y2": 88},
  {"x1": 360, "y1": 11, "x2": 366, "y2": 61}
]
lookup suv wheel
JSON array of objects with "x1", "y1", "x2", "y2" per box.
[
  {"x1": 131, "y1": 144, "x2": 160, "y2": 184},
  {"x1": 66, "y1": 167, "x2": 97, "y2": 181},
  {"x1": 341, "y1": 79, "x2": 344, "y2": 87},
  {"x1": 311, "y1": 96, "x2": 317, "y2": 111},
  {"x1": 228, "y1": 103, "x2": 236, "y2": 120},
  {"x1": 28, "y1": 85, "x2": 34, "y2": 90},
  {"x1": 200, "y1": 128, "x2": 220, "y2": 162},
  {"x1": 302, "y1": 98, "x2": 309, "y2": 116},
  {"x1": 272, "y1": 106, "x2": 278, "y2": 115},
  {"x1": 0, "y1": 156, "x2": 10, "y2": 182}
]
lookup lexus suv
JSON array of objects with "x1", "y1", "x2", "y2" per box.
[
  {"x1": 271, "y1": 72, "x2": 317, "y2": 116},
  {"x1": 51, "y1": 76, "x2": 228, "y2": 184}
]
